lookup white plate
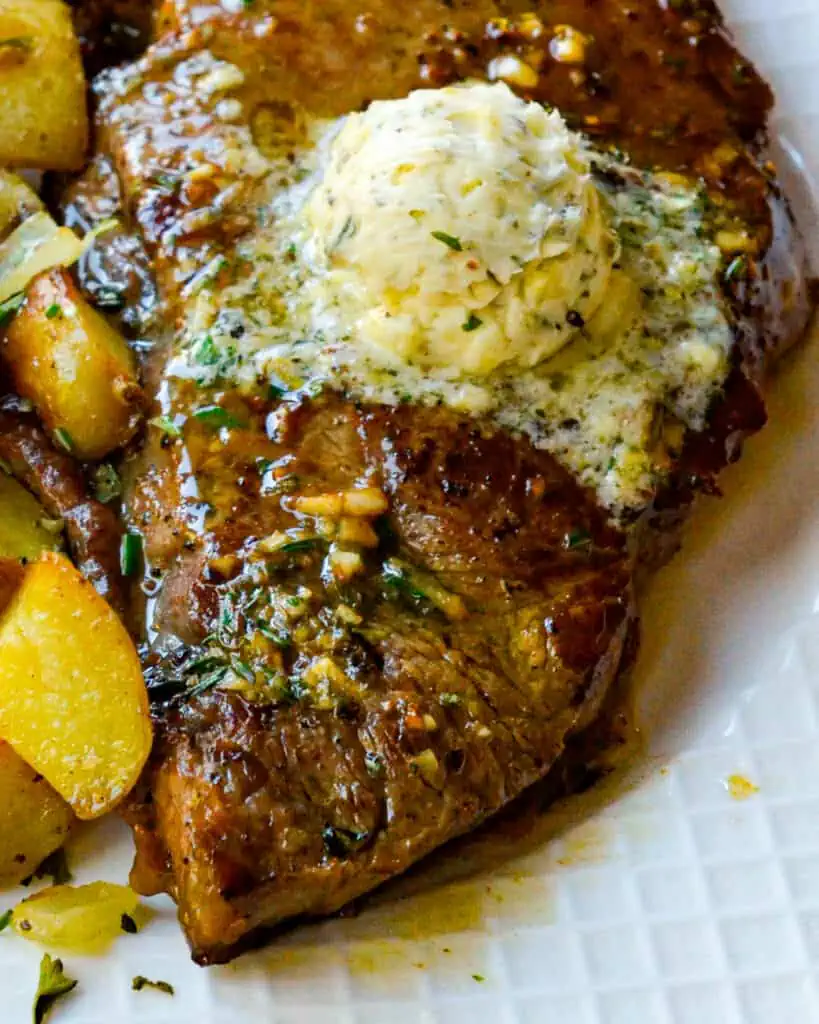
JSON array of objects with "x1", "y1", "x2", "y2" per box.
[{"x1": 3, "y1": 2, "x2": 819, "y2": 1021}]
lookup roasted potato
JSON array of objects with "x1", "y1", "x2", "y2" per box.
[
  {"x1": 3, "y1": 269, "x2": 144, "y2": 460},
  {"x1": 0, "y1": 472, "x2": 60, "y2": 561},
  {"x1": 0, "y1": 552, "x2": 152, "y2": 819},
  {"x1": 0, "y1": 0, "x2": 88, "y2": 170},
  {"x1": 0, "y1": 740, "x2": 73, "y2": 889}
]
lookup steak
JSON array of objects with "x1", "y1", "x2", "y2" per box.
[{"x1": 69, "y1": 0, "x2": 813, "y2": 963}]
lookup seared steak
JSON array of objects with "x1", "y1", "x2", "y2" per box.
[{"x1": 69, "y1": 0, "x2": 813, "y2": 962}]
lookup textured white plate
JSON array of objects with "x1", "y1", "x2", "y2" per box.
[{"x1": 3, "y1": 2, "x2": 819, "y2": 1021}]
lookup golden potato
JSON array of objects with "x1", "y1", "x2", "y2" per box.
[
  {"x1": 0, "y1": 740, "x2": 73, "y2": 889},
  {"x1": 0, "y1": 170, "x2": 42, "y2": 239},
  {"x1": 0, "y1": 0, "x2": 88, "y2": 170},
  {"x1": 3, "y1": 269, "x2": 144, "y2": 460},
  {"x1": 13, "y1": 882, "x2": 139, "y2": 952},
  {"x1": 0, "y1": 473, "x2": 60, "y2": 562},
  {"x1": 0, "y1": 552, "x2": 152, "y2": 819}
]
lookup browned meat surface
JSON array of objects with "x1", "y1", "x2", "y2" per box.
[
  {"x1": 0, "y1": 401, "x2": 126, "y2": 613},
  {"x1": 66, "y1": 0, "x2": 814, "y2": 962}
]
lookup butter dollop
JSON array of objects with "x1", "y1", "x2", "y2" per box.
[{"x1": 299, "y1": 81, "x2": 616, "y2": 376}]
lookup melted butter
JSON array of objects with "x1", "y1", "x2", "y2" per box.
[{"x1": 166, "y1": 81, "x2": 738, "y2": 514}]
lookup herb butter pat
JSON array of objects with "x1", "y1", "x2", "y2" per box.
[
  {"x1": 172, "y1": 81, "x2": 736, "y2": 514},
  {"x1": 299, "y1": 82, "x2": 615, "y2": 376}
]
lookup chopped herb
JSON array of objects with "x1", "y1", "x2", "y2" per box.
[
  {"x1": 192, "y1": 333, "x2": 221, "y2": 366},
  {"x1": 187, "y1": 665, "x2": 229, "y2": 697},
  {"x1": 231, "y1": 658, "x2": 255, "y2": 684},
  {"x1": 383, "y1": 560, "x2": 426, "y2": 600},
  {"x1": 439, "y1": 692, "x2": 462, "y2": 707},
  {"x1": 44, "y1": 304, "x2": 62, "y2": 320},
  {"x1": 268, "y1": 382, "x2": 287, "y2": 401},
  {"x1": 0, "y1": 909, "x2": 11, "y2": 932},
  {"x1": 322, "y1": 825, "x2": 368, "y2": 859},
  {"x1": 92, "y1": 463, "x2": 122, "y2": 504},
  {"x1": 120, "y1": 913, "x2": 138, "y2": 934},
  {"x1": 52, "y1": 428, "x2": 74, "y2": 454},
  {"x1": 462, "y1": 314, "x2": 483, "y2": 332},
  {"x1": 257, "y1": 624, "x2": 291, "y2": 648},
  {"x1": 192, "y1": 405, "x2": 242, "y2": 430},
  {"x1": 33, "y1": 848, "x2": 72, "y2": 886},
  {"x1": 430, "y1": 230, "x2": 463, "y2": 252},
  {"x1": 131, "y1": 976, "x2": 174, "y2": 996},
  {"x1": 471, "y1": 973, "x2": 485, "y2": 983},
  {"x1": 93, "y1": 286, "x2": 126, "y2": 311},
  {"x1": 0, "y1": 36, "x2": 32, "y2": 50},
  {"x1": 149, "y1": 415, "x2": 182, "y2": 438},
  {"x1": 724, "y1": 255, "x2": 747, "y2": 284},
  {"x1": 565, "y1": 529, "x2": 591, "y2": 550},
  {"x1": 120, "y1": 532, "x2": 143, "y2": 577},
  {"x1": 33, "y1": 955, "x2": 78, "y2": 1024},
  {"x1": 278, "y1": 538, "x2": 320, "y2": 555},
  {"x1": 364, "y1": 751, "x2": 385, "y2": 778}
]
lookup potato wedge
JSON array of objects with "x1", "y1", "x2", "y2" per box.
[
  {"x1": 3, "y1": 269, "x2": 144, "y2": 460},
  {"x1": 12, "y1": 882, "x2": 139, "y2": 951},
  {"x1": 0, "y1": 0, "x2": 88, "y2": 170},
  {"x1": 0, "y1": 473, "x2": 61, "y2": 562},
  {"x1": 0, "y1": 552, "x2": 152, "y2": 819},
  {"x1": 0, "y1": 170, "x2": 42, "y2": 239},
  {"x1": 0, "y1": 740, "x2": 73, "y2": 889}
]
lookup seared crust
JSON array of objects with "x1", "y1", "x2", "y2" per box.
[{"x1": 67, "y1": 0, "x2": 815, "y2": 962}]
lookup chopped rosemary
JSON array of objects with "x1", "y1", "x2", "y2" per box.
[{"x1": 430, "y1": 230, "x2": 463, "y2": 252}]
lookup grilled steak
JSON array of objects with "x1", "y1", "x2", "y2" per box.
[{"x1": 68, "y1": 0, "x2": 813, "y2": 963}]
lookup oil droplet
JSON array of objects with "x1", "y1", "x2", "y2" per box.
[{"x1": 725, "y1": 773, "x2": 759, "y2": 800}]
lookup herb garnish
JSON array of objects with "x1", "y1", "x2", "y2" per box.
[
  {"x1": 92, "y1": 463, "x2": 122, "y2": 505},
  {"x1": 52, "y1": 428, "x2": 74, "y2": 454},
  {"x1": 0, "y1": 291, "x2": 24, "y2": 327},
  {"x1": 44, "y1": 304, "x2": 62, "y2": 320},
  {"x1": 431, "y1": 230, "x2": 463, "y2": 252},
  {"x1": 0, "y1": 909, "x2": 11, "y2": 932},
  {"x1": 33, "y1": 955, "x2": 77, "y2": 1024},
  {"x1": 148, "y1": 415, "x2": 182, "y2": 438},
  {"x1": 192, "y1": 405, "x2": 242, "y2": 430},
  {"x1": 120, "y1": 533, "x2": 143, "y2": 577},
  {"x1": 462, "y1": 314, "x2": 482, "y2": 332},
  {"x1": 33, "y1": 848, "x2": 72, "y2": 886},
  {"x1": 132, "y1": 976, "x2": 174, "y2": 996}
]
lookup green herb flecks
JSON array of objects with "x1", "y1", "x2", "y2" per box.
[
  {"x1": 120, "y1": 533, "x2": 143, "y2": 577},
  {"x1": 33, "y1": 848, "x2": 72, "y2": 886},
  {"x1": 565, "y1": 528, "x2": 591, "y2": 551},
  {"x1": 382, "y1": 560, "x2": 426, "y2": 601},
  {"x1": 92, "y1": 463, "x2": 122, "y2": 505},
  {"x1": 192, "y1": 405, "x2": 242, "y2": 430},
  {"x1": 0, "y1": 291, "x2": 24, "y2": 327},
  {"x1": 0, "y1": 909, "x2": 11, "y2": 932},
  {"x1": 322, "y1": 825, "x2": 369, "y2": 860},
  {"x1": 132, "y1": 976, "x2": 174, "y2": 996},
  {"x1": 462, "y1": 314, "x2": 483, "y2": 332},
  {"x1": 44, "y1": 304, "x2": 62, "y2": 320},
  {"x1": 52, "y1": 428, "x2": 74, "y2": 454},
  {"x1": 33, "y1": 955, "x2": 78, "y2": 1024},
  {"x1": 148, "y1": 415, "x2": 182, "y2": 438},
  {"x1": 431, "y1": 230, "x2": 463, "y2": 252}
]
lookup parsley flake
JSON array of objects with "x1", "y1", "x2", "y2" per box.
[
  {"x1": 431, "y1": 230, "x2": 463, "y2": 252},
  {"x1": 33, "y1": 954, "x2": 77, "y2": 1024}
]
